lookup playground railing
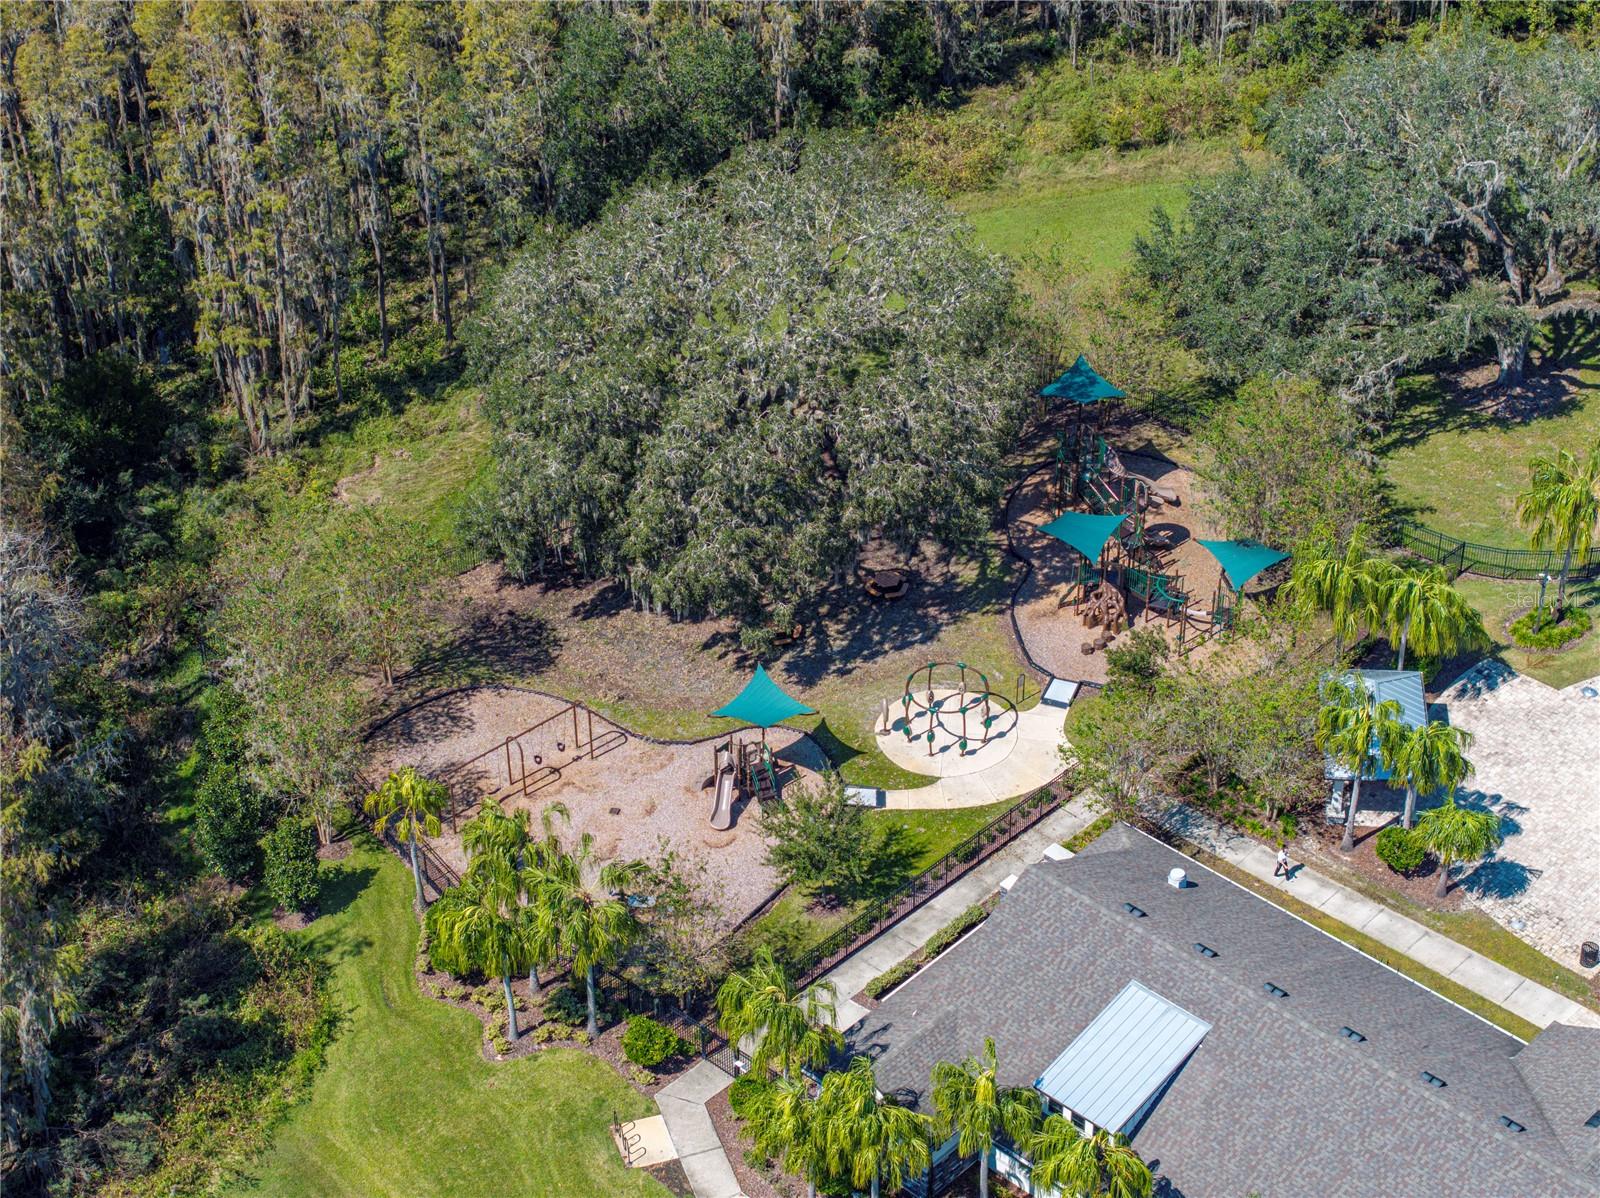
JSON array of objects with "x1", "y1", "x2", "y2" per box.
[
  {"x1": 1400, "y1": 521, "x2": 1600, "y2": 582},
  {"x1": 791, "y1": 783, "x2": 1066, "y2": 989}
]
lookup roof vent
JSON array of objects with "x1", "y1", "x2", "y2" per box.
[
  {"x1": 1421, "y1": 1072, "x2": 1446, "y2": 1088},
  {"x1": 1498, "y1": 1116, "x2": 1525, "y2": 1133},
  {"x1": 1167, "y1": 867, "x2": 1188, "y2": 889},
  {"x1": 1338, "y1": 1026, "x2": 1366, "y2": 1043},
  {"x1": 1193, "y1": 943, "x2": 1218, "y2": 958},
  {"x1": 1122, "y1": 903, "x2": 1147, "y2": 918},
  {"x1": 1586, "y1": 1111, "x2": 1600, "y2": 1129},
  {"x1": 1262, "y1": 983, "x2": 1288, "y2": 999}
]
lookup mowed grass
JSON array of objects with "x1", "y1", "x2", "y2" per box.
[
  {"x1": 1380, "y1": 334, "x2": 1600, "y2": 547},
  {"x1": 237, "y1": 845, "x2": 662, "y2": 1198},
  {"x1": 951, "y1": 139, "x2": 1237, "y2": 277},
  {"x1": 956, "y1": 177, "x2": 1193, "y2": 277},
  {"x1": 1454, "y1": 573, "x2": 1600, "y2": 690}
]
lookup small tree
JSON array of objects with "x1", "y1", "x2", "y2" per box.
[
  {"x1": 716, "y1": 946, "x2": 841, "y2": 1080},
  {"x1": 1515, "y1": 441, "x2": 1600, "y2": 620},
  {"x1": 1415, "y1": 796, "x2": 1503, "y2": 898},
  {"x1": 1027, "y1": 1115, "x2": 1152, "y2": 1198},
  {"x1": 1315, "y1": 678, "x2": 1405, "y2": 853},
  {"x1": 194, "y1": 766, "x2": 267, "y2": 884},
  {"x1": 757, "y1": 772, "x2": 887, "y2": 906},
  {"x1": 261, "y1": 817, "x2": 320, "y2": 914},
  {"x1": 747, "y1": 1075, "x2": 829, "y2": 1198},
  {"x1": 931, "y1": 1037, "x2": 1041, "y2": 1198},
  {"x1": 365, "y1": 766, "x2": 447, "y2": 909},
  {"x1": 818, "y1": 1055, "x2": 932, "y2": 1198},
  {"x1": 529, "y1": 831, "x2": 647, "y2": 1038},
  {"x1": 1384, "y1": 720, "x2": 1474, "y2": 830},
  {"x1": 428, "y1": 860, "x2": 533, "y2": 1040},
  {"x1": 1379, "y1": 565, "x2": 1482, "y2": 672}
]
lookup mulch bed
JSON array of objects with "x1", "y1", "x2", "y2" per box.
[
  {"x1": 645, "y1": 1159, "x2": 694, "y2": 1197},
  {"x1": 705, "y1": 1088, "x2": 802, "y2": 1198},
  {"x1": 317, "y1": 838, "x2": 355, "y2": 862},
  {"x1": 1298, "y1": 820, "x2": 1465, "y2": 912}
]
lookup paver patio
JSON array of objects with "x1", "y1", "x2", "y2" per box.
[{"x1": 1438, "y1": 659, "x2": 1600, "y2": 974}]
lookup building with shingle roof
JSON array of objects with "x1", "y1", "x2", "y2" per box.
[{"x1": 846, "y1": 823, "x2": 1600, "y2": 1198}]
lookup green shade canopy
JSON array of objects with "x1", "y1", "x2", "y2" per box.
[
  {"x1": 1039, "y1": 511, "x2": 1128, "y2": 563},
  {"x1": 1198, "y1": 539, "x2": 1290, "y2": 590},
  {"x1": 710, "y1": 664, "x2": 815, "y2": 728},
  {"x1": 1039, "y1": 355, "x2": 1126, "y2": 405}
]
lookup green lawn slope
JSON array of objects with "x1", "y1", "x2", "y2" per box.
[{"x1": 236, "y1": 846, "x2": 662, "y2": 1198}]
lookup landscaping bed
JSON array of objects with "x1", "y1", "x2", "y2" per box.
[
  {"x1": 1300, "y1": 821, "x2": 1464, "y2": 912},
  {"x1": 706, "y1": 1085, "x2": 803, "y2": 1198}
]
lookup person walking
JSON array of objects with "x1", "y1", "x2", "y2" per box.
[{"x1": 1274, "y1": 846, "x2": 1291, "y2": 880}]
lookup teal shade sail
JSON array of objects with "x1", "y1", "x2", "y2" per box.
[
  {"x1": 710, "y1": 664, "x2": 815, "y2": 728},
  {"x1": 1039, "y1": 511, "x2": 1128, "y2": 563},
  {"x1": 1039, "y1": 355, "x2": 1126, "y2": 404},
  {"x1": 1198, "y1": 539, "x2": 1289, "y2": 590}
]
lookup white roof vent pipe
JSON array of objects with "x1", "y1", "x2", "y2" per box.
[{"x1": 1168, "y1": 867, "x2": 1188, "y2": 890}]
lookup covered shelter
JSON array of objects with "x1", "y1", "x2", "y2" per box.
[
  {"x1": 1039, "y1": 510, "x2": 1128, "y2": 566},
  {"x1": 1195, "y1": 538, "x2": 1289, "y2": 631},
  {"x1": 1040, "y1": 355, "x2": 1126, "y2": 410},
  {"x1": 710, "y1": 664, "x2": 814, "y2": 744}
]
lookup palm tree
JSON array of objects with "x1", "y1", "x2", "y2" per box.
[
  {"x1": 930, "y1": 1037, "x2": 1041, "y2": 1198},
  {"x1": 1380, "y1": 564, "x2": 1483, "y2": 672},
  {"x1": 747, "y1": 1075, "x2": 828, "y2": 1198},
  {"x1": 1384, "y1": 720, "x2": 1474, "y2": 830},
  {"x1": 716, "y1": 947, "x2": 842, "y2": 1079},
  {"x1": 461, "y1": 797, "x2": 530, "y2": 865},
  {"x1": 529, "y1": 831, "x2": 647, "y2": 1038},
  {"x1": 1026, "y1": 1114, "x2": 1152, "y2": 1198},
  {"x1": 364, "y1": 766, "x2": 446, "y2": 909},
  {"x1": 1315, "y1": 678, "x2": 1405, "y2": 852},
  {"x1": 1515, "y1": 440, "x2": 1600, "y2": 619},
  {"x1": 818, "y1": 1055, "x2": 932, "y2": 1198},
  {"x1": 426, "y1": 861, "x2": 532, "y2": 1039},
  {"x1": 1284, "y1": 525, "x2": 1392, "y2": 660},
  {"x1": 1416, "y1": 795, "x2": 1504, "y2": 898}
]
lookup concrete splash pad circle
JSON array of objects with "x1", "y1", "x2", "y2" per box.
[{"x1": 880, "y1": 686, "x2": 1019, "y2": 778}]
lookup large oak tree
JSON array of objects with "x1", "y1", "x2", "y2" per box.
[{"x1": 471, "y1": 135, "x2": 1030, "y2": 623}]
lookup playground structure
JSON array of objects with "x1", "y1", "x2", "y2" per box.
[
  {"x1": 1049, "y1": 423, "x2": 1244, "y2": 655},
  {"x1": 451, "y1": 699, "x2": 626, "y2": 820},
  {"x1": 897, "y1": 662, "x2": 1016, "y2": 760},
  {"x1": 707, "y1": 733, "x2": 783, "y2": 830}
]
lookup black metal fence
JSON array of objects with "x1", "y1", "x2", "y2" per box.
[
  {"x1": 1400, "y1": 521, "x2": 1600, "y2": 582},
  {"x1": 792, "y1": 784, "x2": 1065, "y2": 987}
]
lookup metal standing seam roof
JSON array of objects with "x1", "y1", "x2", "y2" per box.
[
  {"x1": 1035, "y1": 979, "x2": 1211, "y2": 1133},
  {"x1": 1325, "y1": 670, "x2": 1429, "y2": 781}
]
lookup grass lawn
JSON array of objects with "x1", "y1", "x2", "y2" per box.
[
  {"x1": 1453, "y1": 574, "x2": 1600, "y2": 690},
  {"x1": 1380, "y1": 331, "x2": 1600, "y2": 548},
  {"x1": 952, "y1": 140, "x2": 1236, "y2": 277},
  {"x1": 237, "y1": 844, "x2": 662, "y2": 1198}
]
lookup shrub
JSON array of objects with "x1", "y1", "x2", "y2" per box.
[
  {"x1": 261, "y1": 818, "x2": 320, "y2": 912},
  {"x1": 542, "y1": 984, "x2": 590, "y2": 1028},
  {"x1": 1375, "y1": 826, "x2": 1426, "y2": 875},
  {"x1": 442, "y1": 983, "x2": 466, "y2": 1001},
  {"x1": 1062, "y1": 815, "x2": 1115, "y2": 855},
  {"x1": 532, "y1": 1023, "x2": 570, "y2": 1045},
  {"x1": 864, "y1": 900, "x2": 993, "y2": 999},
  {"x1": 621, "y1": 1016, "x2": 689, "y2": 1068},
  {"x1": 193, "y1": 766, "x2": 267, "y2": 883},
  {"x1": 1508, "y1": 605, "x2": 1591, "y2": 649},
  {"x1": 491, "y1": 1036, "x2": 512, "y2": 1056},
  {"x1": 728, "y1": 1074, "x2": 773, "y2": 1119}
]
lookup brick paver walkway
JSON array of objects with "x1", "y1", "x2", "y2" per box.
[{"x1": 1438, "y1": 659, "x2": 1600, "y2": 973}]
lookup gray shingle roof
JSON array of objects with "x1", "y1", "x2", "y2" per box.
[{"x1": 847, "y1": 823, "x2": 1600, "y2": 1198}]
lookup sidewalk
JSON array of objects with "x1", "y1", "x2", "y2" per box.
[
  {"x1": 822, "y1": 797, "x2": 1098, "y2": 1029},
  {"x1": 656, "y1": 1061, "x2": 741, "y2": 1198},
  {"x1": 1154, "y1": 804, "x2": 1600, "y2": 1032}
]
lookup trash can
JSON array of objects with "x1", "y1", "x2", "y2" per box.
[{"x1": 1581, "y1": 941, "x2": 1599, "y2": 969}]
